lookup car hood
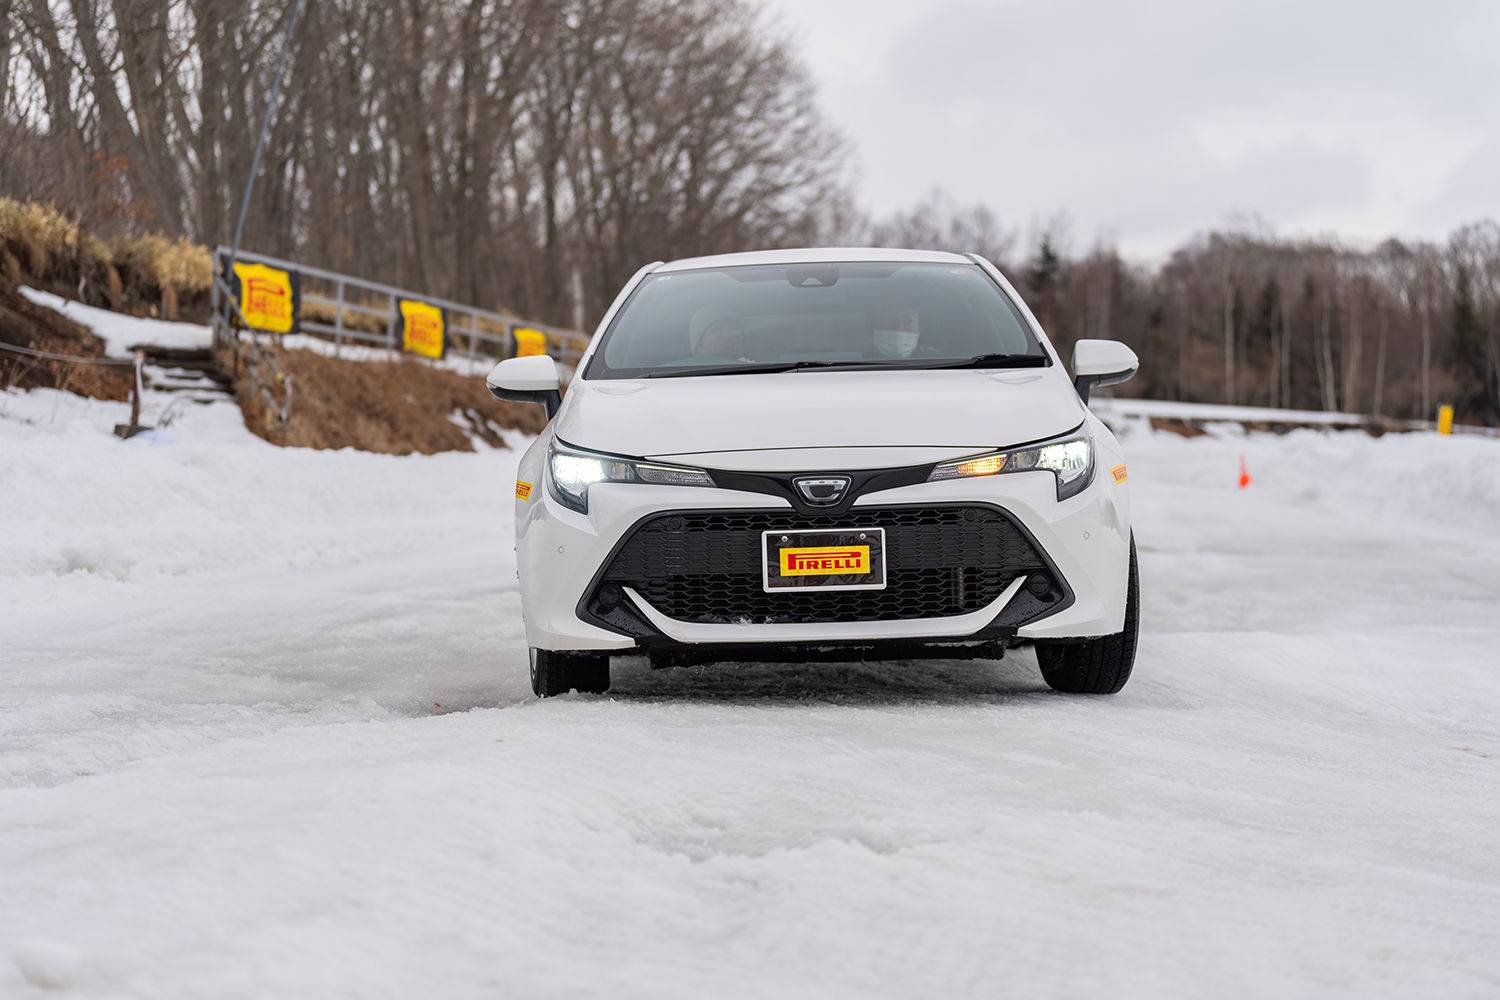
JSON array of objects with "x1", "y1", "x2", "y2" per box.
[{"x1": 553, "y1": 367, "x2": 1087, "y2": 465}]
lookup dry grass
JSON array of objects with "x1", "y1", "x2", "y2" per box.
[
  {"x1": 108, "y1": 233, "x2": 214, "y2": 293},
  {"x1": 0, "y1": 198, "x2": 214, "y2": 319},
  {"x1": 0, "y1": 274, "x2": 131, "y2": 400},
  {"x1": 225, "y1": 345, "x2": 548, "y2": 454},
  {"x1": 0, "y1": 199, "x2": 110, "y2": 273}
]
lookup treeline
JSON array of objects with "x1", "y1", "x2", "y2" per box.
[
  {"x1": 2, "y1": 1, "x2": 1496, "y2": 423},
  {"x1": 1, "y1": 0, "x2": 843, "y2": 326},
  {"x1": 872, "y1": 196, "x2": 1500, "y2": 424}
]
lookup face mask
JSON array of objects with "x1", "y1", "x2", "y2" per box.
[{"x1": 873, "y1": 328, "x2": 919, "y2": 358}]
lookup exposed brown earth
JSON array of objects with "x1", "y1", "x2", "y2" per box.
[
  {"x1": 224, "y1": 345, "x2": 548, "y2": 454},
  {"x1": 0, "y1": 274, "x2": 131, "y2": 400},
  {"x1": 1148, "y1": 417, "x2": 1210, "y2": 438}
]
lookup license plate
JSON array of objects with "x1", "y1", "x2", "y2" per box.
[{"x1": 762, "y1": 528, "x2": 887, "y2": 592}]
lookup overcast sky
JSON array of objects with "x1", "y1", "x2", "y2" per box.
[{"x1": 769, "y1": 0, "x2": 1500, "y2": 260}]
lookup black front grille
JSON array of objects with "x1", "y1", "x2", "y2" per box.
[{"x1": 598, "y1": 506, "x2": 1051, "y2": 625}]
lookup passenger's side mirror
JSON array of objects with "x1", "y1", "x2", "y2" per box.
[
  {"x1": 1071, "y1": 339, "x2": 1139, "y2": 404},
  {"x1": 487, "y1": 355, "x2": 562, "y2": 418}
]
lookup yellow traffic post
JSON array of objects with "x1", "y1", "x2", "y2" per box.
[{"x1": 1437, "y1": 405, "x2": 1454, "y2": 435}]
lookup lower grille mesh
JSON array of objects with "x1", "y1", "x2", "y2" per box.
[{"x1": 600, "y1": 506, "x2": 1049, "y2": 624}]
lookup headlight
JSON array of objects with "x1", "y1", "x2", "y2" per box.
[
  {"x1": 927, "y1": 429, "x2": 1095, "y2": 500},
  {"x1": 548, "y1": 440, "x2": 715, "y2": 513}
]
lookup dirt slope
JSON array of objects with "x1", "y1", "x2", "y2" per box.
[
  {"x1": 226, "y1": 345, "x2": 548, "y2": 454},
  {"x1": 0, "y1": 275, "x2": 130, "y2": 400}
]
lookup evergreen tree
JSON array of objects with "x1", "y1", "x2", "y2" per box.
[
  {"x1": 1451, "y1": 267, "x2": 1496, "y2": 420},
  {"x1": 1029, "y1": 236, "x2": 1061, "y2": 294}
]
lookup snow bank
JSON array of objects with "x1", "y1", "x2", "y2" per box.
[
  {"x1": 19, "y1": 287, "x2": 213, "y2": 355},
  {"x1": 0, "y1": 387, "x2": 524, "y2": 580},
  {"x1": 1109, "y1": 413, "x2": 1500, "y2": 534}
]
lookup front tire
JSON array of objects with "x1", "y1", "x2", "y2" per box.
[
  {"x1": 1036, "y1": 536, "x2": 1139, "y2": 694},
  {"x1": 530, "y1": 648, "x2": 611, "y2": 697}
]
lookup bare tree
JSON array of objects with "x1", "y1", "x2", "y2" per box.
[
  {"x1": 3, "y1": 0, "x2": 845, "y2": 328},
  {"x1": 1223, "y1": 263, "x2": 1236, "y2": 405}
]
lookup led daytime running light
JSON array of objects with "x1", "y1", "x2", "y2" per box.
[{"x1": 548, "y1": 441, "x2": 713, "y2": 513}]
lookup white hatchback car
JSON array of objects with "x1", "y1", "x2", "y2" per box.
[{"x1": 487, "y1": 248, "x2": 1140, "y2": 697}]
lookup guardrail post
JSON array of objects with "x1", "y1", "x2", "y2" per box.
[
  {"x1": 386, "y1": 289, "x2": 397, "y2": 358},
  {"x1": 334, "y1": 277, "x2": 345, "y2": 358},
  {"x1": 130, "y1": 352, "x2": 143, "y2": 427}
]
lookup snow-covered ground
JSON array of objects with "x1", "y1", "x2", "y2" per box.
[{"x1": 3, "y1": 364, "x2": 1500, "y2": 996}]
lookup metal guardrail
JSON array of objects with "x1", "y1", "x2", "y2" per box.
[
  {"x1": 1090, "y1": 397, "x2": 1500, "y2": 438},
  {"x1": 214, "y1": 246, "x2": 591, "y2": 366}
]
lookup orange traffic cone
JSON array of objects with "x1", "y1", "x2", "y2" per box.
[{"x1": 1238, "y1": 455, "x2": 1252, "y2": 489}]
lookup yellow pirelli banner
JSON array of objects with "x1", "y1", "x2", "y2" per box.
[
  {"x1": 399, "y1": 299, "x2": 446, "y2": 359},
  {"x1": 513, "y1": 327, "x2": 548, "y2": 358},
  {"x1": 222, "y1": 257, "x2": 300, "y2": 334}
]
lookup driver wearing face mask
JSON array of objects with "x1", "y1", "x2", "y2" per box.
[{"x1": 869, "y1": 304, "x2": 930, "y2": 359}]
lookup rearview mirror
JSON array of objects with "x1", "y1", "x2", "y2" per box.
[
  {"x1": 487, "y1": 355, "x2": 562, "y2": 418},
  {"x1": 1071, "y1": 339, "x2": 1139, "y2": 404}
]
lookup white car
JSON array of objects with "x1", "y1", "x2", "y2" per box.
[{"x1": 487, "y1": 248, "x2": 1140, "y2": 697}]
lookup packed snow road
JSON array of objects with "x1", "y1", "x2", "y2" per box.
[{"x1": 3, "y1": 384, "x2": 1499, "y2": 999}]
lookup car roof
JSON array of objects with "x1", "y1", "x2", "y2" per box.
[{"x1": 654, "y1": 247, "x2": 974, "y2": 272}]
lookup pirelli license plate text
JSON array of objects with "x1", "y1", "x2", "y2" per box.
[{"x1": 762, "y1": 528, "x2": 886, "y2": 592}]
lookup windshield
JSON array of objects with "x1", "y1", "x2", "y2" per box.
[{"x1": 583, "y1": 262, "x2": 1045, "y2": 379}]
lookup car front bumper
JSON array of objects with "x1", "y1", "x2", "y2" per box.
[{"x1": 513, "y1": 420, "x2": 1132, "y2": 653}]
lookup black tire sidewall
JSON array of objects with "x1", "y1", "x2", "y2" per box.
[{"x1": 1036, "y1": 534, "x2": 1138, "y2": 695}]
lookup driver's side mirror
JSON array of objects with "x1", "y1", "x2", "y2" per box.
[
  {"x1": 1071, "y1": 339, "x2": 1139, "y2": 404},
  {"x1": 487, "y1": 355, "x2": 562, "y2": 418}
]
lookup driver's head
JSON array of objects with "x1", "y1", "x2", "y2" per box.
[
  {"x1": 697, "y1": 317, "x2": 746, "y2": 358},
  {"x1": 872, "y1": 304, "x2": 920, "y2": 358}
]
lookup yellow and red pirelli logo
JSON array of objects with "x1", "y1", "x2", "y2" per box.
[
  {"x1": 1110, "y1": 464, "x2": 1128, "y2": 484},
  {"x1": 515, "y1": 481, "x2": 533, "y2": 500},
  {"x1": 779, "y1": 545, "x2": 870, "y2": 577}
]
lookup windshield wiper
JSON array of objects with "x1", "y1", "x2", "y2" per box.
[
  {"x1": 790, "y1": 354, "x2": 1050, "y2": 372},
  {"x1": 641, "y1": 360, "x2": 842, "y2": 378},
  {"x1": 637, "y1": 354, "x2": 1047, "y2": 378},
  {"x1": 902, "y1": 353, "x2": 1048, "y2": 370},
  {"x1": 778, "y1": 353, "x2": 1050, "y2": 372}
]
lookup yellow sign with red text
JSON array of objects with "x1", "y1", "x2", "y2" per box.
[
  {"x1": 1110, "y1": 463, "x2": 1128, "y2": 484},
  {"x1": 231, "y1": 262, "x2": 298, "y2": 333},
  {"x1": 515, "y1": 481, "x2": 533, "y2": 500},
  {"x1": 779, "y1": 545, "x2": 870, "y2": 577},
  {"x1": 400, "y1": 300, "x2": 446, "y2": 359},
  {"x1": 513, "y1": 327, "x2": 548, "y2": 358}
]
